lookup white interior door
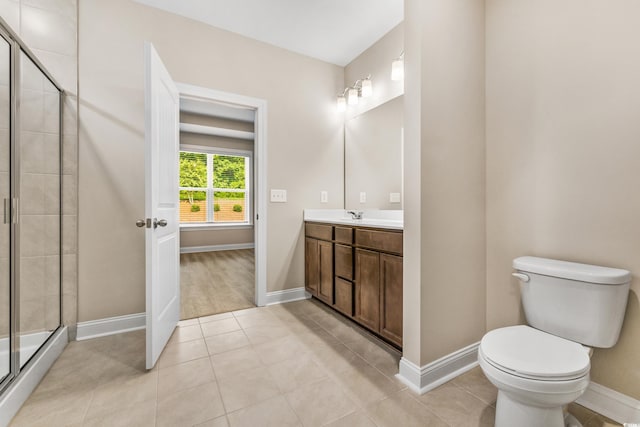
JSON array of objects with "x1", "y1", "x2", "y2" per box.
[{"x1": 144, "y1": 42, "x2": 180, "y2": 369}]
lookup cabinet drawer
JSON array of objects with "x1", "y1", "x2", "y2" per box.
[
  {"x1": 334, "y1": 278, "x2": 353, "y2": 316},
  {"x1": 334, "y1": 244, "x2": 353, "y2": 280},
  {"x1": 355, "y1": 229, "x2": 403, "y2": 255},
  {"x1": 305, "y1": 223, "x2": 333, "y2": 240},
  {"x1": 334, "y1": 226, "x2": 353, "y2": 244}
]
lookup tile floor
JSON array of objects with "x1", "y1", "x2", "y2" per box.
[{"x1": 10, "y1": 299, "x2": 620, "y2": 427}]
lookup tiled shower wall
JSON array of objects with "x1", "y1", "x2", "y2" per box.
[
  {"x1": 19, "y1": 53, "x2": 61, "y2": 336},
  {"x1": 0, "y1": 0, "x2": 79, "y2": 338}
]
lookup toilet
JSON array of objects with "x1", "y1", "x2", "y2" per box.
[{"x1": 479, "y1": 256, "x2": 631, "y2": 427}]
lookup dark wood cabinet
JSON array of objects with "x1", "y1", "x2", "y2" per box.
[
  {"x1": 305, "y1": 221, "x2": 403, "y2": 349},
  {"x1": 334, "y1": 277, "x2": 353, "y2": 316},
  {"x1": 305, "y1": 236, "x2": 334, "y2": 305},
  {"x1": 305, "y1": 237, "x2": 319, "y2": 296},
  {"x1": 379, "y1": 254, "x2": 403, "y2": 347},
  {"x1": 316, "y1": 240, "x2": 334, "y2": 304},
  {"x1": 334, "y1": 244, "x2": 353, "y2": 281},
  {"x1": 355, "y1": 248, "x2": 381, "y2": 332}
]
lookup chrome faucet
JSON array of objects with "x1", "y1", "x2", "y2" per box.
[{"x1": 347, "y1": 210, "x2": 363, "y2": 220}]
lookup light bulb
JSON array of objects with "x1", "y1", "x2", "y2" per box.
[
  {"x1": 391, "y1": 58, "x2": 404, "y2": 81},
  {"x1": 336, "y1": 95, "x2": 346, "y2": 112},
  {"x1": 361, "y1": 79, "x2": 372, "y2": 97},
  {"x1": 347, "y1": 87, "x2": 358, "y2": 105}
]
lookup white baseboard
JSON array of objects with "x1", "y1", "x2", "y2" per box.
[
  {"x1": 265, "y1": 287, "x2": 311, "y2": 306},
  {"x1": 0, "y1": 327, "x2": 68, "y2": 427},
  {"x1": 576, "y1": 381, "x2": 640, "y2": 424},
  {"x1": 396, "y1": 341, "x2": 479, "y2": 394},
  {"x1": 74, "y1": 287, "x2": 306, "y2": 340},
  {"x1": 180, "y1": 243, "x2": 255, "y2": 254},
  {"x1": 76, "y1": 313, "x2": 145, "y2": 341}
]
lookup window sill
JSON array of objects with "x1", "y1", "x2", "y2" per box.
[{"x1": 180, "y1": 223, "x2": 254, "y2": 232}]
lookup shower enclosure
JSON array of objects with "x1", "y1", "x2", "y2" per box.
[{"x1": 0, "y1": 20, "x2": 64, "y2": 398}]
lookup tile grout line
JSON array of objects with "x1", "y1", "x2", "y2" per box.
[{"x1": 205, "y1": 339, "x2": 230, "y2": 423}]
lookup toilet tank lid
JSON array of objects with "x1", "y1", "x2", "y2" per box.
[{"x1": 513, "y1": 256, "x2": 631, "y2": 285}]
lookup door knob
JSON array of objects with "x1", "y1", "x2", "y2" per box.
[
  {"x1": 154, "y1": 218, "x2": 167, "y2": 228},
  {"x1": 136, "y1": 219, "x2": 146, "y2": 228}
]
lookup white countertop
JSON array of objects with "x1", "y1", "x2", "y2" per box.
[{"x1": 303, "y1": 209, "x2": 403, "y2": 230}]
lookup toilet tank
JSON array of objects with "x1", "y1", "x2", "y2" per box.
[{"x1": 513, "y1": 256, "x2": 631, "y2": 348}]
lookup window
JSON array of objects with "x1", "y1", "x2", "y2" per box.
[{"x1": 179, "y1": 148, "x2": 252, "y2": 225}]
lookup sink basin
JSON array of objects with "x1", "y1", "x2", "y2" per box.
[
  {"x1": 329, "y1": 217, "x2": 403, "y2": 229},
  {"x1": 303, "y1": 209, "x2": 403, "y2": 230}
]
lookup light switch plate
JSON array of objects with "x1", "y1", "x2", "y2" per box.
[
  {"x1": 359, "y1": 192, "x2": 366, "y2": 203},
  {"x1": 320, "y1": 191, "x2": 328, "y2": 203},
  {"x1": 270, "y1": 189, "x2": 287, "y2": 203},
  {"x1": 389, "y1": 192, "x2": 401, "y2": 203}
]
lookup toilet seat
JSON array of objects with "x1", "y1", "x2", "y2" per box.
[{"x1": 480, "y1": 325, "x2": 590, "y2": 381}]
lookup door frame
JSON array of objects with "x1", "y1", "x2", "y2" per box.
[{"x1": 175, "y1": 83, "x2": 268, "y2": 307}]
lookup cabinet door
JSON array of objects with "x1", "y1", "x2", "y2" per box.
[
  {"x1": 305, "y1": 237, "x2": 319, "y2": 296},
  {"x1": 317, "y1": 240, "x2": 334, "y2": 304},
  {"x1": 355, "y1": 248, "x2": 380, "y2": 332},
  {"x1": 379, "y1": 254, "x2": 403, "y2": 347}
]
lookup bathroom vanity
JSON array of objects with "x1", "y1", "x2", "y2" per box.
[{"x1": 304, "y1": 210, "x2": 403, "y2": 348}]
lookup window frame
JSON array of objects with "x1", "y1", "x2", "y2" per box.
[{"x1": 179, "y1": 144, "x2": 253, "y2": 228}]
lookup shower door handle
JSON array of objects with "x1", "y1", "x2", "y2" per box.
[{"x1": 11, "y1": 198, "x2": 18, "y2": 224}]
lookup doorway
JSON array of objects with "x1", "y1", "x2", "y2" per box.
[{"x1": 176, "y1": 83, "x2": 267, "y2": 319}]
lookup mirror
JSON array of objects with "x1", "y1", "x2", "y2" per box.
[{"x1": 344, "y1": 95, "x2": 403, "y2": 210}]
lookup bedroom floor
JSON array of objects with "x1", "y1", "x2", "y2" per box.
[{"x1": 180, "y1": 249, "x2": 255, "y2": 320}]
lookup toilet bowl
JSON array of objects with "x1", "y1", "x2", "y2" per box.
[
  {"x1": 479, "y1": 257, "x2": 631, "y2": 427},
  {"x1": 479, "y1": 325, "x2": 590, "y2": 427}
]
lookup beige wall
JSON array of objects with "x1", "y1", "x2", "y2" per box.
[
  {"x1": 404, "y1": 0, "x2": 486, "y2": 366},
  {"x1": 344, "y1": 23, "x2": 404, "y2": 120},
  {"x1": 180, "y1": 228, "x2": 253, "y2": 249},
  {"x1": 77, "y1": 0, "x2": 344, "y2": 321},
  {"x1": 0, "y1": 0, "x2": 79, "y2": 336},
  {"x1": 486, "y1": 0, "x2": 640, "y2": 399},
  {"x1": 180, "y1": 112, "x2": 254, "y2": 133}
]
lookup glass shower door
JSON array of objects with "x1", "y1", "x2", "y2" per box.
[
  {"x1": 18, "y1": 50, "x2": 60, "y2": 368},
  {"x1": 0, "y1": 34, "x2": 10, "y2": 383}
]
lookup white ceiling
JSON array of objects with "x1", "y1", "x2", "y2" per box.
[{"x1": 134, "y1": 0, "x2": 403, "y2": 66}]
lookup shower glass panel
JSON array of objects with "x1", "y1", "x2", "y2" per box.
[
  {"x1": 18, "y1": 49, "x2": 60, "y2": 368},
  {"x1": 0, "y1": 35, "x2": 9, "y2": 383}
]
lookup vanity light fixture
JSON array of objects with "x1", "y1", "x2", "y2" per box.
[
  {"x1": 336, "y1": 75, "x2": 372, "y2": 112},
  {"x1": 361, "y1": 78, "x2": 372, "y2": 98},
  {"x1": 336, "y1": 95, "x2": 346, "y2": 112},
  {"x1": 391, "y1": 50, "x2": 404, "y2": 81},
  {"x1": 347, "y1": 87, "x2": 359, "y2": 105}
]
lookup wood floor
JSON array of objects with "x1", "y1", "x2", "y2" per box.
[{"x1": 180, "y1": 249, "x2": 255, "y2": 320}]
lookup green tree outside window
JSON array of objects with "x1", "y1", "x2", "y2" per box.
[{"x1": 179, "y1": 152, "x2": 206, "y2": 204}]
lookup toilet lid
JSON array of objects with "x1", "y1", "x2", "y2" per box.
[{"x1": 481, "y1": 325, "x2": 590, "y2": 380}]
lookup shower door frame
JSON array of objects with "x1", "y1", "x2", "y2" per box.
[{"x1": 0, "y1": 17, "x2": 64, "y2": 396}]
